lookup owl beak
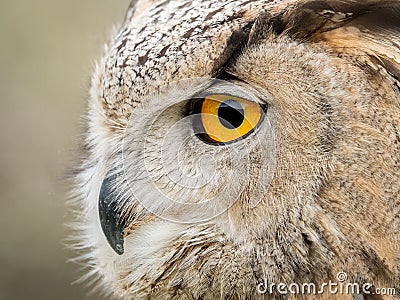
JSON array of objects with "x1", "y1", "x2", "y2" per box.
[{"x1": 98, "y1": 174, "x2": 126, "y2": 255}]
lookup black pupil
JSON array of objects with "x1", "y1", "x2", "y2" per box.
[{"x1": 218, "y1": 100, "x2": 244, "y2": 129}]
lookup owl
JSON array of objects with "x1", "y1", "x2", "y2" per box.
[{"x1": 71, "y1": 0, "x2": 400, "y2": 299}]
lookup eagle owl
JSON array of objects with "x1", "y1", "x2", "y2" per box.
[{"x1": 72, "y1": 0, "x2": 400, "y2": 299}]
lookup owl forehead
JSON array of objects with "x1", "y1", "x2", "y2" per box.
[{"x1": 99, "y1": 0, "x2": 294, "y2": 123}]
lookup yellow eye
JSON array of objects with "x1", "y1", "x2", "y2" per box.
[{"x1": 194, "y1": 94, "x2": 264, "y2": 144}]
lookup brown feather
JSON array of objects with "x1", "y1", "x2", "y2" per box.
[{"x1": 267, "y1": 0, "x2": 400, "y2": 90}]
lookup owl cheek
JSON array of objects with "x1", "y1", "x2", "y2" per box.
[{"x1": 98, "y1": 173, "x2": 126, "y2": 255}]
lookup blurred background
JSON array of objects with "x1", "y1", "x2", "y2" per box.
[{"x1": 0, "y1": 1, "x2": 130, "y2": 299}]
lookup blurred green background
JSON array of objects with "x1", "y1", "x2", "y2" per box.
[{"x1": 0, "y1": 1, "x2": 130, "y2": 299}]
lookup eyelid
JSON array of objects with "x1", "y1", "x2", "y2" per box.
[{"x1": 195, "y1": 82, "x2": 264, "y2": 106}]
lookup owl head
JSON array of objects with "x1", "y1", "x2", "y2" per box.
[{"x1": 72, "y1": 0, "x2": 400, "y2": 298}]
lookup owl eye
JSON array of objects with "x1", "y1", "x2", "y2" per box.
[{"x1": 192, "y1": 94, "x2": 265, "y2": 145}]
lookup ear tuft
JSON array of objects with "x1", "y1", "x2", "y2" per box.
[{"x1": 272, "y1": 0, "x2": 400, "y2": 83}]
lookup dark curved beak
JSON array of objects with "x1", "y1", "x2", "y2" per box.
[{"x1": 98, "y1": 174, "x2": 126, "y2": 255}]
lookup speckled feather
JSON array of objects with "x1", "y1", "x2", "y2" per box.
[{"x1": 98, "y1": 0, "x2": 295, "y2": 124}]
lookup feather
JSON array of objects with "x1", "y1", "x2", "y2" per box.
[{"x1": 270, "y1": 0, "x2": 400, "y2": 84}]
